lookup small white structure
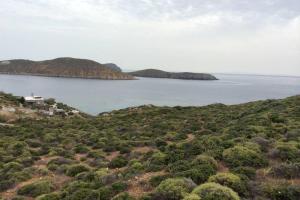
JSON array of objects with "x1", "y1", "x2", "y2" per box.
[
  {"x1": 71, "y1": 110, "x2": 80, "y2": 114},
  {"x1": 24, "y1": 94, "x2": 44, "y2": 105}
]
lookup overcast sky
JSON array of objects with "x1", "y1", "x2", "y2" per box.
[{"x1": 0, "y1": 0, "x2": 299, "y2": 75}]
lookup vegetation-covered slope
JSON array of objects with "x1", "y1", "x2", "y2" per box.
[
  {"x1": 128, "y1": 69, "x2": 217, "y2": 80},
  {"x1": 0, "y1": 92, "x2": 300, "y2": 200},
  {"x1": 0, "y1": 58, "x2": 133, "y2": 80}
]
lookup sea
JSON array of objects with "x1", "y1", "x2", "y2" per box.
[{"x1": 0, "y1": 74, "x2": 299, "y2": 115}]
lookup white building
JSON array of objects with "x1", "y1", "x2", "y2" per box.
[{"x1": 24, "y1": 95, "x2": 45, "y2": 105}]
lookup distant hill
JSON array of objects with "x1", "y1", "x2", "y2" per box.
[
  {"x1": 128, "y1": 69, "x2": 218, "y2": 80},
  {"x1": 103, "y1": 63, "x2": 122, "y2": 72},
  {"x1": 0, "y1": 57, "x2": 134, "y2": 80}
]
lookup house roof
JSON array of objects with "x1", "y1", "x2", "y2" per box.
[{"x1": 25, "y1": 96, "x2": 44, "y2": 101}]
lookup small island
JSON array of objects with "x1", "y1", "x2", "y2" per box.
[
  {"x1": 128, "y1": 69, "x2": 218, "y2": 80},
  {"x1": 0, "y1": 57, "x2": 134, "y2": 80}
]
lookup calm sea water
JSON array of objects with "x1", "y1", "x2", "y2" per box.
[{"x1": 0, "y1": 74, "x2": 299, "y2": 115}]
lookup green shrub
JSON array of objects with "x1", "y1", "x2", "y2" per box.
[
  {"x1": 269, "y1": 163, "x2": 300, "y2": 179},
  {"x1": 109, "y1": 156, "x2": 128, "y2": 168},
  {"x1": 223, "y1": 145, "x2": 267, "y2": 168},
  {"x1": 112, "y1": 182, "x2": 128, "y2": 193},
  {"x1": 112, "y1": 192, "x2": 135, "y2": 200},
  {"x1": 271, "y1": 144, "x2": 300, "y2": 162},
  {"x1": 149, "y1": 174, "x2": 171, "y2": 187},
  {"x1": 0, "y1": 179, "x2": 16, "y2": 192},
  {"x1": 147, "y1": 151, "x2": 167, "y2": 171},
  {"x1": 231, "y1": 166, "x2": 256, "y2": 180},
  {"x1": 183, "y1": 194, "x2": 201, "y2": 200},
  {"x1": 130, "y1": 161, "x2": 144, "y2": 171},
  {"x1": 65, "y1": 188, "x2": 100, "y2": 200},
  {"x1": 192, "y1": 182, "x2": 240, "y2": 200},
  {"x1": 170, "y1": 155, "x2": 218, "y2": 184},
  {"x1": 36, "y1": 192, "x2": 61, "y2": 200},
  {"x1": 74, "y1": 145, "x2": 89, "y2": 153},
  {"x1": 208, "y1": 173, "x2": 246, "y2": 195},
  {"x1": 262, "y1": 183, "x2": 300, "y2": 200},
  {"x1": 98, "y1": 186, "x2": 114, "y2": 200},
  {"x1": 150, "y1": 151, "x2": 167, "y2": 165},
  {"x1": 17, "y1": 181, "x2": 54, "y2": 197},
  {"x1": 67, "y1": 164, "x2": 90, "y2": 177},
  {"x1": 192, "y1": 155, "x2": 218, "y2": 168},
  {"x1": 155, "y1": 178, "x2": 195, "y2": 200}
]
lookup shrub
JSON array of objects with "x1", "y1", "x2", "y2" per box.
[
  {"x1": 223, "y1": 146, "x2": 267, "y2": 168},
  {"x1": 147, "y1": 151, "x2": 167, "y2": 171},
  {"x1": 65, "y1": 188, "x2": 100, "y2": 200},
  {"x1": 192, "y1": 182, "x2": 240, "y2": 200},
  {"x1": 98, "y1": 186, "x2": 114, "y2": 200},
  {"x1": 285, "y1": 129, "x2": 300, "y2": 141},
  {"x1": 150, "y1": 151, "x2": 167, "y2": 165},
  {"x1": 112, "y1": 192, "x2": 135, "y2": 200},
  {"x1": 155, "y1": 138, "x2": 167, "y2": 148},
  {"x1": 17, "y1": 181, "x2": 54, "y2": 197},
  {"x1": 67, "y1": 164, "x2": 90, "y2": 177},
  {"x1": 183, "y1": 194, "x2": 201, "y2": 200},
  {"x1": 36, "y1": 192, "x2": 61, "y2": 200},
  {"x1": 112, "y1": 182, "x2": 128, "y2": 193},
  {"x1": 155, "y1": 178, "x2": 195, "y2": 200},
  {"x1": 231, "y1": 166, "x2": 256, "y2": 180},
  {"x1": 0, "y1": 179, "x2": 16, "y2": 192},
  {"x1": 251, "y1": 137, "x2": 270, "y2": 152},
  {"x1": 74, "y1": 145, "x2": 89, "y2": 153},
  {"x1": 170, "y1": 155, "x2": 218, "y2": 184},
  {"x1": 96, "y1": 168, "x2": 109, "y2": 177},
  {"x1": 268, "y1": 162, "x2": 300, "y2": 179},
  {"x1": 192, "y1": 155, "x2": 218, "y2": 168},
  {"x1": 208, "y1": 173, "x2": 246, "y2": 195},
  {"x1": 109, "y1": 156, "x2": 128, "y2": 168},
  {"x1": 270, "y1": 144, "x2": 300, "y2": 162},
  {"x1": 262, "y1": 183, "x2": 300, "y2": 200},
  {"x1": 149, "y1": 174, "x2": 171, "y2": 187}
]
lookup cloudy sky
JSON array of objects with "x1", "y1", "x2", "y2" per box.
[{"x1": 0, "y1": 0, "x2": 299, "y2": 75}]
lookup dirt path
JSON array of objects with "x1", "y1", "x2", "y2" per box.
[
  {"x1": 132, "y1": 146, "x2": 154, "y2": 153},
  {"x1": 186, "y1": 134, "x2": 195, "y2": 142},
  {"x1": 127, "y1": 171, "x2": 166, "y2": 198},
  {"x1": 217, "y1": 161, "x2": 229, "y2": 173},
  {"x1": 33, "y1": 155, "x2": 60, "y2": 170},
  {"x1": 1, "y1": 176, "x2": 45, "y2": 200},
  {"x1": 105, "y1": 151, "x2": 120, "y2": 162},
  {"x1": 74, "y1": 153, "x2": 87, "y2": 162}
]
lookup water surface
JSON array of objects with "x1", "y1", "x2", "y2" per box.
[{"x1": 0, "y1": 74, "x2": 299, "y2": 115}]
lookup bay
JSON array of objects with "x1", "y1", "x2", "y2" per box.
[{"x1": 0, "y1": 74, "x2": 299, "y2": 115}]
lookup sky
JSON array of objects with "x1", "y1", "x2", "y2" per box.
[{"x1": 0, "y1": 0, "x2": 299, "y2": 76}]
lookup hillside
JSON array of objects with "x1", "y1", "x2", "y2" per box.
[
  {"x1": 103, "y1": 63, "x2": 122, "y2": 72},
  {"x1": 0, "y1": 58, "x2": 134, "y2": 80},
  {"x1": 128, "y1": 69, "x2": 218, "y2": 80},
  {"x1": 0, "y1": 92, "x2": 300, "y2": 200}
]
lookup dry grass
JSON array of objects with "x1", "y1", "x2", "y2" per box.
[
  {"x1": 126, "y1": 171, "x2": 166, "y2": 198},
  {"x1": 105, "y1": 151, "x2": 120, "y2": 162}
]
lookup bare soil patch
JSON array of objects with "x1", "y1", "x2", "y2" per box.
[{"x1": 127, "y1": 171, "x2": 166, "y2": 198}]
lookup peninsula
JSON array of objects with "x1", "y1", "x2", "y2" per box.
[
  {"x1": 128, "y1": 69, "x2": 218, "y2": 80},
  {"x1": 0, "y1": 57, "x2": 134, "y2": 80}
]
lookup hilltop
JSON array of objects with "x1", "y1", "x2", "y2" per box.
[
  {"x1": 128, "y1": 69, "x2": 218, "y2": 80},
  {"x1": 103, "y1": 63, "x2": 122, "y2": 72},
  {"x1": 0, "y1": 92, "x2": 299, "y2": 200},
  {"x1": 0, "y1": 58, "x2": 134, "y2": 80}
]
